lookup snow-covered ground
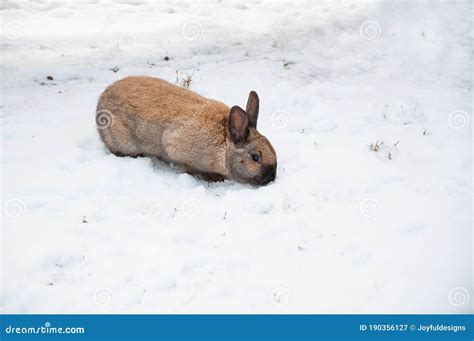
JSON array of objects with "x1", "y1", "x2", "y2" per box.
[{"x1": 1, "y1": 1, "x2": 472, "y2": 314}]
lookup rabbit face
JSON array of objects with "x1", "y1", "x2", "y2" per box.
[
  {"x1": 227, "y1": 131, "x2": 277, "y2": 186},
  {"x1": 226, "y1": 91, "x2": 277, "y2": 186}
]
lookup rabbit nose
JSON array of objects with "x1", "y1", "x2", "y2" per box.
[
  {"x1": 268, "y1": 170, "x2": 276, "y2": 182},
  {"x1": 262, "y1": 166, "x2": 276, "y2": 183},
  {"x1": 253, "y1": 166, "x2": 277, "y2": 186}
]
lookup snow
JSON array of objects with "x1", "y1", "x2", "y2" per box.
[{"x1": 1, "y1": 1, "x2": 472, "y2": 313}]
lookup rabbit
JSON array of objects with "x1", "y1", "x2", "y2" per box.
[{"x1": 96, "y1": 76, "x2": 277, "y2": 186}]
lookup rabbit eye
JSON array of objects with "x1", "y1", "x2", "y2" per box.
[{"x1": 251, "y1": 153, "x2": 260, "y2": 163}]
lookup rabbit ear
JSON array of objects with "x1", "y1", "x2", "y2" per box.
[
  {"x1": 228, "y1": 105, "x2": 249, "y2": 144},
  {"x1": 246, "y1": 91, "x2": 259, "y2": 128}
]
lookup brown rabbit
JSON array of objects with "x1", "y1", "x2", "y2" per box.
[{"x1": 96, "y1": 76, "x2": 277, "y2": 186}]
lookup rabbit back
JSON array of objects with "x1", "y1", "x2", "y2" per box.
[{"x1": 97, "y1": 76, "x2": 230, "y2": 174}]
